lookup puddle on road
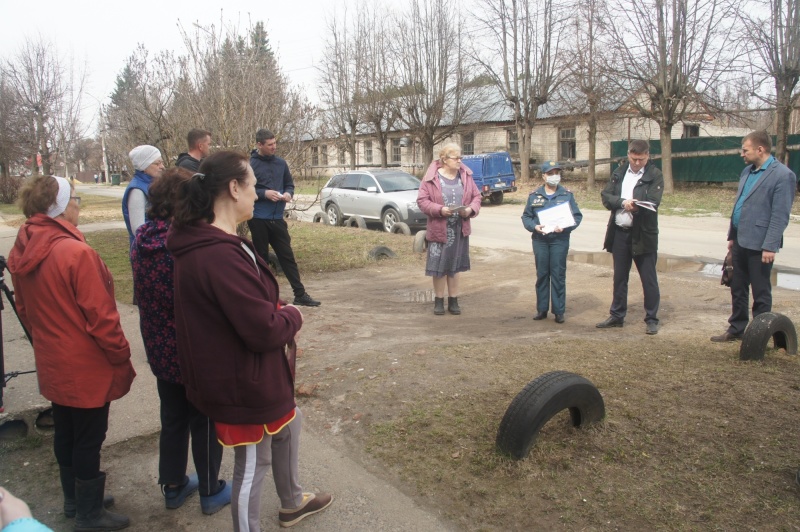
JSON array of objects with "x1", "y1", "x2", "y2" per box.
[{"x1": 569, "y1": 252, "x2": 800, "y2": 291}]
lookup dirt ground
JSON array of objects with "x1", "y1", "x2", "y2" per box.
[{"x1": 3, "y1": 243, "x2": 800, "y2": 531}]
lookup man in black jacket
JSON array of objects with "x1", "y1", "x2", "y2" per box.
[
  {"x1": 176, "y1": 129, "x2": 212, "y2": 172},
  {"x1": 596, "y1": 139, "x2": 663, "y2": 335}
]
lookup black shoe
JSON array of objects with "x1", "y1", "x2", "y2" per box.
[
  {"x1": 293, "y1": 293, "x2": 321, "y2": 306},
  {"x1": 533, "y1": 311, "x2": 547, "y2": 321},
  {"x1": 596, "y1": 316, "x2": 624, "y2": 328},
  {"x1": 710, "y1": 331, "x2": 741, "y2": 342},
  {"x1": 447, "y1": 297, "x2": 461, "y2": 315},
  {"x1": 646, "y1": 322, "x2": 659, "y2": 335},
  {"x1": 75, "y1": 473, "x2": 130, "y2": 531},
  {"x1": 555, "y1": 314, "x2": 565, "y2": 324},
  {"x1": 434, "y1": 297, "x2": 445, "y2": 315}
]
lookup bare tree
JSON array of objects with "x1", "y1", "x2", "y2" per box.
[
  {"x1": 0, "y1": 74, "x2": 34, "y2": 180},
  {"x1": 3, "y1": 36, "x2": 85, "y2": 176},
  {"x1": 605, "y1": 0, "x2": 738, "y2": 193},
  {"x1": 741, "y1": 0, "x2": 800, "y2": 163},
  {"x1": 478, "y1": 0, "x2": 565, "y2": 182},
  {"x1": 393, "y1": 0, "x2": 479, "y2": 165}
]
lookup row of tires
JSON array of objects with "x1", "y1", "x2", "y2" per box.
[{"x1": 312, "y1": 210, "x2": 429, "y2": 253}]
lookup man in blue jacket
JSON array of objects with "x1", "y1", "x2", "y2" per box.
[
  {"x1": 711, "y1": 131, "x2": 796, "y2": 341},
  {"x1": 249, "y1": 129, "x2": 320, "y2": 306}
]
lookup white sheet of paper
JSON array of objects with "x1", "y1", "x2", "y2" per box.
[{"x1": 537, "y1": 202, "x2": 576, "y2": 234}]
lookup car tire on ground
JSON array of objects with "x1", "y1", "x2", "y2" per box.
[
  {"x1": 267, "y1": 251, "x2": 283, "y2": 275},
  {"x1": 489, "y1": 191, "x2": 504, "y2": 205},
  {"x1": 326, "y1": 203, "x2": 344, "y2": 226},
  {"x1": 312, "y1": 211, "x2": 329, "y2": 224},
  {"x1": 390, "y1": 221, "x2": 411, "y2": 235},
  {"x1": 368, "y1": 246, "x2": 397, "y2": 260},
  {"x1": 496, "y1": 370, "x2": 605, "y2": 460},
  {"x1": 739, "y1": 312, "x2": 798, "y2": 361},
  {"x1": 413, "y1": 230, "x2": 428, "y2": 253},
  {"x1": 382, "y1": 208, "x2": 402, "y2": 232},
  {"x1": 284, "y1": 209, "x2": 298, "y2": 220},
  {"x1": 345, "y1": 215, "x2": 367, "y2": 229}
]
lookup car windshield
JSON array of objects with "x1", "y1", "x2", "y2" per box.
[{"x1": 374, "y1": 172, "x2": 421, "y2": 192}]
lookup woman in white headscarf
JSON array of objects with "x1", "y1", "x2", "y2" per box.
[{"x1": 8, "y1": 176, "x2": 135, "y2": 531}]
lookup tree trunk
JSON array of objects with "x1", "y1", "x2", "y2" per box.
[
  {"x1": 349, "y1": 132, "x2": 357, "y2": 170},
  {"x1": 775, "y1": 88, "x2": 791, "y2": 164},
  {"x1": 587, "y1": 112, "x2": 597, "y2": 190},
  {"x1": 420, "y1": 136, "x2": 434, "y2": 168},
  {"x1": 659, "y1": 124, "x2": 674, "y2": 194},
  {"x1": 518, "y1": 123, "x2": 531, "y2": 182}
]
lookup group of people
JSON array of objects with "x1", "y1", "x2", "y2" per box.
[{"x1": 3, "y1": 130, "x2": 795, "y2": 531}]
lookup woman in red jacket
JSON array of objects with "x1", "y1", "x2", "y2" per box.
[
  {"x1": 416, "y1": 143, "x2": 482, "y2": 315},
  {"x1": 8, "y1": 175, "x2": 135, "y2": 531},
  {"x1": 166, "y1": 151, "x2": 332, "y2": 531}
]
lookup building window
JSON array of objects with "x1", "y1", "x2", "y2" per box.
[
  {"x1": 559, "y1": 127, "x2": 576, "y2": 160},
  {"x1": 364, "y1": 140, "x2": 373, "y2": 163},
  {"x1": 320, "y1": 145, "x2": 328, "y2": 165},
  {"x1": 682, "y1": 124, "x2": 700, "y2": 138},
  {"x1": 462, "y1": 133, "x2": 475, "y2": 155},
  {"x1": 391, "y1": 139, "x2": 401, "y2": 163},
  {"x1": 311, "y1": 146, "x2": 319, "y2": 166},
  {"x1": 338, "y1": 148, "x2": 346, "y2": 165},
  {"x1": 508, "y1": 131, "x2": 519, "y2": 154}
]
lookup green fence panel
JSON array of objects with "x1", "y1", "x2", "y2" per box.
[{"x1": 610, "y1": 135, "x2": 800, "y2": 183}]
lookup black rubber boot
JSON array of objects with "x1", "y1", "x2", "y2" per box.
[
  {"x1": 433, "y1": 297, "x2": 445, "y2": 315},
  {"x1": 61, "y1": 466, "x2": 115, "y2": 518},
  {"x1": 75, "y1": 473, "x2": 129, "y2": 531},
  {"x1": 448, "y1": 297, "x2": 461, "y2": 315}
]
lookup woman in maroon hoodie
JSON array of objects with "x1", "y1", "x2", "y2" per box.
[
  {"x1": 9, "y1": 175, "x2": 134, "y2": 531},
  {"x1": 166, "y1": 151, "x2": 332, "y2": 531}
]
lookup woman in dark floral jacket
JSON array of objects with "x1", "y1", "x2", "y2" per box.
[{"x1": 131, "y1": 167, "x2": 231, "y2": 515}]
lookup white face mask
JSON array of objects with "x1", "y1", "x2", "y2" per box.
[{"x1": 545, "y1": 174, "x2": 561, "y2": 187}]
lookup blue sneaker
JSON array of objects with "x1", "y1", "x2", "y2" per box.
[
  {"x1": 163, "y1": 473, "x2": 199, "y2": 509},
  {"x1": 200, "y1": 480, "x2": 232, "y2": 515}
]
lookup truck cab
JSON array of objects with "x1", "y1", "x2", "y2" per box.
[{"x1": 461, "y1": 151, "x2": 518, "y2": 205}]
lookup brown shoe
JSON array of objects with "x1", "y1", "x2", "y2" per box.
[
  {"x1": 279, "y1": 492, "x2": 333, "y2": 528},
  {"x1": 710, "y1": 331, "x2": 742, "y2": 342}
]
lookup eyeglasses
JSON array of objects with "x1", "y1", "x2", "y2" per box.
[
  {"x1": 70, "y1": 196, "x2": 81, "y2": 206},
  {"x1": 446, "y1": 156, "x2": 462, "y2": 160}
]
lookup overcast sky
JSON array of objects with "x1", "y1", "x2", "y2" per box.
[{"x1": 1, "y1": 0, "x2": 332, "y2": 128}]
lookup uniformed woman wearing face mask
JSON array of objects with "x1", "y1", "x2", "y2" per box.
[{"x1": 521, "y1": 161, "x2": 583, "y2": 323}]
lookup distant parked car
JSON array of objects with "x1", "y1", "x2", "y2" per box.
[{"x1": 320, "y1": 169, "x2": 426, "y2": 232}]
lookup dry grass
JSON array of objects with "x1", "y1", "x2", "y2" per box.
[
  {"x1": 0, "y1": 193, "x2": 126, "y2": 228},
  {"x1": 324, "y1": 335, "x2": 800, "y2": 530}
]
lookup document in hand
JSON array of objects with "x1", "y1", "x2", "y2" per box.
[
  {"x1": 632, "y1": 200, "x2": 657, "y2": 212},
  {"x1": 537, "y1": 202, "x2": 576, "y2": 234}
]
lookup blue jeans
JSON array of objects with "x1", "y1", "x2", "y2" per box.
[{"x1": 532, "y1": 236, "x2": 570, "y2": 315}]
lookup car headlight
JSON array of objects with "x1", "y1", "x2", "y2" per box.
[{"x1": 407, "y1": 201, "x2": 419, "y2": 211}]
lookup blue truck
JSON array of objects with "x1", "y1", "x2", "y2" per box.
[{"x1": 461, "y1": 151, "x2": 518, "y2": 205}]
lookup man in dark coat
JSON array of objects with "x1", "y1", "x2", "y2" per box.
[
  {"x1": 176, "y1": 129, "x2": 212, "y2": 172},
  {"x1": 596, "y1": 139, "x2": 663, "y2": 335}
]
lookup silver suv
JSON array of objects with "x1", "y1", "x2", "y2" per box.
[{"x1": 320, "y1": 169, "x2": 426, "y2": 232}]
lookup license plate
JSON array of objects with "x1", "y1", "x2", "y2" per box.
[{"x1": 494, "y1": 183, "x2": 504, "y2": 188}]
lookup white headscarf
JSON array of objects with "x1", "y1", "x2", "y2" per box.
[{"x1": 46, "y1": 176, "x2": 72, "y2": 218}]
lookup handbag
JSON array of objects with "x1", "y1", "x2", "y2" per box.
[{"x1": 720, "y1": 250, "x2": 733, "y2": 287}]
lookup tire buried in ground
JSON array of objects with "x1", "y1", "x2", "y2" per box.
[
  {"x1": 413, "y1": 230, "x2": 428, "y2": 253},
  {"x1": 312, "y1": 211, "x2": 329, "y2": 224},
  {"x1": 368, "y1": 246, "x2": 397, "y2": 261},
  {"x1": 739, "y1": 312, "x2": 798, "y2": 361},
  {"x1": 345, "y1": 215, "x2": 367, "y2": 229},
  {"x1": 390, "y1": 221, "x2": 411, "y2": 235},
  {"x1": 496, "y1": 370, "x2": 605, "y2": 460}
]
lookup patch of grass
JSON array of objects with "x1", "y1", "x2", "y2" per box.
[{"x1": 85, "y1": 222, "x2": 423, "y2": 306}]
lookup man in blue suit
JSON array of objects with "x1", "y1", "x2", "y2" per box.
[{"x1": 711, "y1": 131, "x2": 797, "y2": 342}]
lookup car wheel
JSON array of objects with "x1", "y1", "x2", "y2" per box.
[
  {"x1": 489, "y1": 191, "x2": 504, "y2": 205},
  {"x1": 496, "y1": 370, "x2": 605, "y2": 460},
  {"x1": 326, "y1": 203, "x2": 344, "y2": 226},
  {"x1": 739, "y1": 312, "x2": 798, "y2": 360},
  {"x1": 390, "y1": 221, "x2": 411, "y2": 235},
  {"x1": 345, "y1": 215, "x2": 367, "y2": 229},
  {"x1": 413, "y1": 230, "x2": 428, "y2": 253},
  {"x1": 382, "y1": 208, "x2": 401, "y2": 232}
]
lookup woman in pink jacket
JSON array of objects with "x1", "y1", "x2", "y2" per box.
[
  {"x1": 9, "y1": 176, "x2": 135, "y2": 531},
  {"x1": 416, "y1": 143, "x2": 482, "y2": 315}
]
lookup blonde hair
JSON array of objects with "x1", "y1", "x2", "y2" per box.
[{"x1": 438, "y1": 143, "x2": 462, "y2": 163}]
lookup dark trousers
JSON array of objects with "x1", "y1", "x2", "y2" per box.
[
  {"x1": 610, "y1": 227, "x2": 660, "y2": 324},
  {"x1": 532, "y1": 237, "x2": 570, "y2": 315},
  {"x1": 247, "y1": 218, "x2": 305, "y2": 298},
  {"x1": 727, "y1": 239, "x2": 773, "y2": 335},
  {"x1": 52, "y1": 402, "x2": 109, "y2": 481},
  {"x1": 157, "y1": 379, "x2": 223, "y2": 496}
]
